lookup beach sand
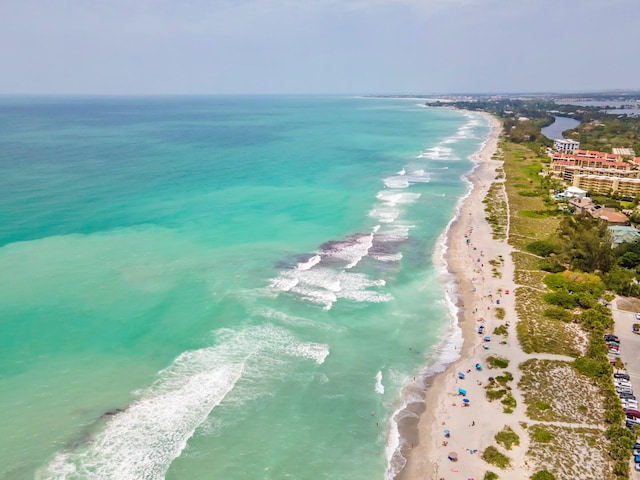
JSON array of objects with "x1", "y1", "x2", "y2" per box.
[{"x1": 397, "y1": 113, "x2": 532, "y2": 480}]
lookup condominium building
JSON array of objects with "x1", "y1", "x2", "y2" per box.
[
  {"x1": 553, "y1": 138, "x2": 580, "y2": 153},
  {"x1": 572, "y1": 174, "x2": 640, "y2": 197}
]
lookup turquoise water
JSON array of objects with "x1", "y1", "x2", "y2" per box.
[{"x1": 0, "y1": 96, "x2": 489, "y2": 480}]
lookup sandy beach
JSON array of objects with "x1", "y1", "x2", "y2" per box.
[{"x1": 398, "y1": 113, "x2": 532, "y2": 480}]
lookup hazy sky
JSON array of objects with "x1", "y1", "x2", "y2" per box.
[{"x1": 1, "y1": 0, "x2": 638, "y2": 94}]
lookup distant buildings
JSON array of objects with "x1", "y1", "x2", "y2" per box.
[
  {"x1": 550, "y1": 149, "x2": 640, "y2": 196},
  {"x1": 613, "y1": 147, "x2": 636, "y2": 157},
  {"x1": 609, "y1": 226, "x2": 640, "y2": 245},
  {"x1": 553, "y1": 139, "x2": 580, "y2": 154}
]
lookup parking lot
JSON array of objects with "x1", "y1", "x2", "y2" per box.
[{"x1": 612, "y1": 300, "x2": 640, "y2": 475}]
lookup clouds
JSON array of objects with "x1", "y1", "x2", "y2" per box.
[{"x1": 0, "y1": 0, "x2": 637, "y2": 94}]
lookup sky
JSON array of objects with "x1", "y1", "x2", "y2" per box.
[{"x1": 0, "y1": 0, "x2": 639, "y2": 95}]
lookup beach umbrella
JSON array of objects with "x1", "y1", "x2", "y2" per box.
[
  {"x1": 463, "y1": 398, "x2": 470, "y2": 405},
  {"x1": 484, "y1": 336, "x2": 491, "y2": 342},
  {"x1": 444, "y1": 429, "x2": 450, "y2": 437},
  {"x1": 458, "y1": 372, "x2": 465, "y2": 379},
  {"x1": 457, "y1": 388, "x2": 467, "y2": 396},
  {"x1": 448, "y1": 452, "x2": 458, "y2": 461},
  {"x1": 475, "y1": 363, "x2": 482, "y2": 371}
]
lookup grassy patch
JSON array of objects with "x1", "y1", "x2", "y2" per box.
[
  {"x1": 531, "y1": 471, "x2": 556, "y2": 480},
  {"x1": 484, "y1": 472, "x2": 499, "y2": 480},
  {"x1": 495, "y1": 426, "x2": 520, "y2": 450},
  {"x1": 531, "y1": 426, "x2": 554, "y2": 443},
  {"x1": 482, "y1": 445, "x2": 511, "y2": 469},
  {"x1": 519, "y1": 359, "x2": 605, "y2": 423},
  {"x1": 495, "y1": 307, "x2": 506, "y2": 320},
  {"x1": 527, "y1": 424, "x2": 614, "y2": 480},
  {"x1": 502, "y1": 393, "x2": 517, "y2": 413},
  {"x1": 493, "y1": 324, "x2": 509, "y2": 336},
  {"x1": 487, "y1": 355, "x2": 509, "y2": 369},
  {"x1": 515, "y1": 287, "x2": 581, "y2": 356},
  {"x1": 486, "y1": 388, "x2": 507, "y2": 401}
]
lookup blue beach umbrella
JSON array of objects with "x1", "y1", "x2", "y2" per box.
[{"x1": 458, "y1": 372, "x2": 465, "y2": 379}]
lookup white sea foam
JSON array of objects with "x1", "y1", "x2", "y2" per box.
[
  {"x1": 269, "y1": 275, "x2": 299, "y2": 292},
  {"x1": 369, "y1": 205, "x2": 401, "y2": 224},
  {"x1": 396, "y1": 168, "x2": 406, "y2": 176},
  {"x1": 269, "y1": 259, "x2": 392, "y2": 310},
  {"x1": 419, "y1": 146, "x2": 456, "y2": 160},
  {"x1": 375, "y1": 224, "x2": 413, "y2": 243},
  {"x1": 296, "y1": 254, "x2": 321, "y2": 271},
  {"x1": 375, "y1": 371, "x2": 385, "y2": 394},
  {"x1": 376, "y1": 191, "x2": 421, "y2": 206},
  {"x1": 42, "y1": 324, "x2": 328, "y2": 480},
  {"x1": 321, "y1": 233, "x2": 374, "y2": 269},
  {"x1": 372, "y1": 252, "x2": 403, "y2": 262},
  {"x1": 383, "y1": 176, "x2": 410, "y2": 189}
]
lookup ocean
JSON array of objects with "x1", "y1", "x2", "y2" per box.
[{"x1": 0, "y1": 96, "x2": 489, "y2": 480}]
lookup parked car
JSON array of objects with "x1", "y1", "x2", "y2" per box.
[
  {"x1": 614, "y1": 373, "x2": 630, "y2": 380},
  {"x1": 635, "y1": 462, "x2": 640, "y2": 472},
  {"x1": 634, "y1": 323, "x2": 640, "y2": 334},
  {"x1": 626, "y1": 409, "x2": 640, "y2": 418},
  {"x1": 635, "y1": 312, "x2": 640, "y2": 320},
  {"x1": 620, "y1": 394, "x2": 636, "y2": 400}
]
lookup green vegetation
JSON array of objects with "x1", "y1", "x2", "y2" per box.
[
  {"x1": 531, "y1": 471, "x2": 556, "y2": 480},
  {"x1": 484, "y1": 472, "x2": 499, "y2": 480},
  {"x1": 487, "y1": 356, "x2": 509, "y2": 369},
  {"x1": 493, "y1": 324, "x2": 508, "y2": 336},
  {"x1": 444, "y1": 97, "x2": 638, "y2": 478},
  {"x1": 486, "y1": 388, "x2": 507, "y2": 401},
  {"x1": 495, "y1": 307, "x2": 506, "y2": 320},
  {"x1": 501, "y1": 393, "x2": 517, "y2": 413},
  {"x1": 482, "y1": 446, "x2": 511, "y2": 469},
  {"x1": 531, "y1": 426, "x2": 554, "y2": 443}
]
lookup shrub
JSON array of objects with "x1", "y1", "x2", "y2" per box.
[
  {"x1": 487, "y1": 356, "x2": 510, "y2": 369},
  {"x1": 482, "y1": 446, "x2": 511, "y2": 469},
  {"x1": 543, "y1": 291, "x2": 578, "y2": 309},
  {"x1": 494, "y1": 325, "x2": 509, "y2": 336},
  {"x1": 484, "y1": 472, "x2": 499, "y2": 480},
  {"x1": 495, "y1": 426, "x2": 520, "y2": 450},
  {"x1": 542, "y1": 306, "x2": 572, "y2": 322},
  {"x1": 535, "y1": 400, "x2": 551, "y2": 411},
  {"x1": 531, "y1": 426, "x2": 554, "y2": 443},
  {"x1": 573, "y1": 357, "x2": 610, "y2": 379},
  {"x1": 531, "y1": 471, "x2": 556, "y2": 480},
  {"x1": 495, "y1": 307, "x2": 506, "y2": 320},
  {"x1": 487, "y1": 389, "x2": 507, "y2": 401},
  {"x1": 526, "y1": 239, "x2": 559, "y2": 257},
  {"x1": 496, "y1": 371, "x2": 513, "y2": 384},
  {"x1": 539, "y1": 258, "x2": 565, "y2": 273}
]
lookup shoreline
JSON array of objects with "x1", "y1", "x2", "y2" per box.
[{"x1": 394, "y1": 112, "x2": 507, "y2": 480}]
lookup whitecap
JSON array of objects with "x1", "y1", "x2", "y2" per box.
[
  {"x1": 41, "y1": 325, "x2": 328, "y2": 480},
  {"x1": 375, "y1": 371, "x2": 385, "y2": 394}
]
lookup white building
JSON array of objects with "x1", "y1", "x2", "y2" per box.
[{"x1": 553, "y1": 139, "x2": 580, "y2": 154}]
